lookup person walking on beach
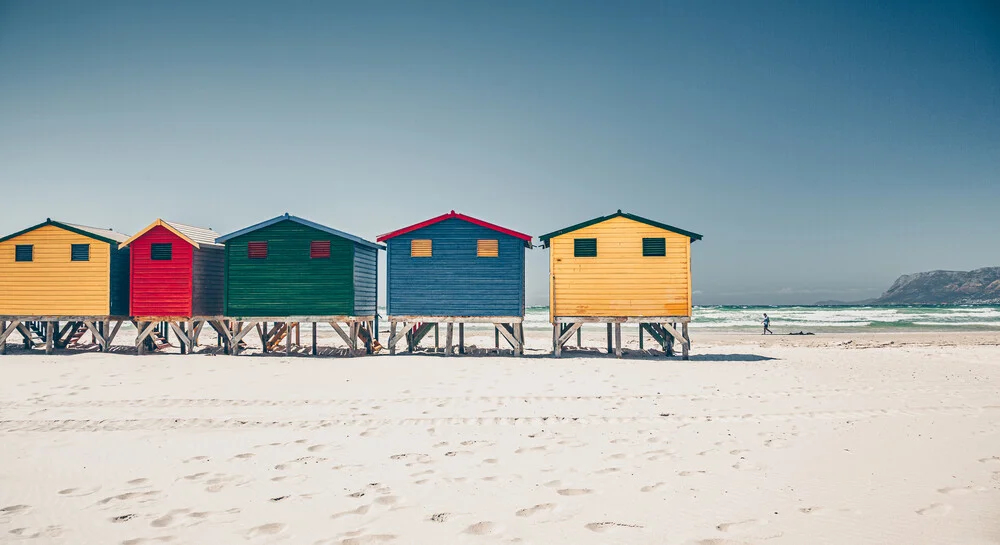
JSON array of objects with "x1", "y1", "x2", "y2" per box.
[{"x1": 762, "y1": 313, "x2": 773, "y2": 335}]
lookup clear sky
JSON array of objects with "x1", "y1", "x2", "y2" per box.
[{"x1": 1, "y1": 1, "x2": 998, "y2": 305}]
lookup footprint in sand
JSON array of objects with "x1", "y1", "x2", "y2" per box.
[
  {"x1": 7, "y1": 526, "x2": 65, "y2": 539},
  {"x1": 97, "y1": 491, "x2": 161, "y2": 506},
  {"x1": 331, "y1": 505, "x2": 371, "y2": 519},
  {"x1": 917, "y1": 503, "x2": 953, "y2": 516},
  {"x1": 464, "y1": 521, "x2": 501, "y2": 535},
  {"x1": 428, "y1": 513, "x2": 452, "y2": 523},
  {"x1": 679, "y1": 470, "x2": 707, "y2": 477},
  {"x1": 557, "y1": 488, "x2": 593, "y2": 496},
  {"x1": 58, "y1": 486, "x2": 101, "y2": 497},
  {"x1": 231, "y1": 453, "x2": 255, "y2": 460},
  {"x1": 516, "y1": 503, "x2": 556, "y2": 517},
  {"x1": 122, "y1": 537, "x2": 176, "y2": 545},
  {"x1": 246, "y1": 522, "x2": 286, "y2": 538},
  {"x1": 978, "y1": 457, "x2": 1000, "y2": 466},
  {"x1": 1, "y1": 505, "x2": 31, "y2": 515},
  {"x1": 641, "y1": 482, "x2": 666, "y2": 492},
  {"x1": 585, "y1": 521, "x2": 644, "y2": 533},
  {"x1": 938, "y1": 486, "x2": 986, "y2": 495},
  {"x1": 127, "y1": 479, "x2": 150, "y2": 486},
  {"x1": 275, "y1": 456, "x2": 327, "y2": 470},
  {"x1": 340, "y1": 535, "x2": 397, "y2": 545}
]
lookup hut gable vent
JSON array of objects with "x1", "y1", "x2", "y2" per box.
[
  {"x1": 642, "y1": 237, "x2": 666, "y2": 257},
  {"x1": 573, "y1": 238, "x2": 597, "y2": 258},
  {"x1": 310, "y1": 240, "x2": 331, "y2": 259},
  {"x1": 15, "y1": 245, "x2": 33, "y2": 262},
  {"x1": 71, "y1": 244, "x2": 90, "y2": 261},
  {"x1": 477, "y1": 239, "x2": 499, "y2": 257},
  {"x1": 411, "y1": 239, "x2": 432, "y2": 257},
  {"x1": 150, "y1": 243, "x2": 173, "y2": 261},
  {"x1": 247, "y1": 241, "x2": 268, "y2": 259}
]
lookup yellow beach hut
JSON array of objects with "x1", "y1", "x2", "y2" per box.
[
  {"x1": 538, "y1": 210, "x2": 703, "y2": 359},
  {"x1": 0, "y1": 219, "x2": 131, "y2": 354}
]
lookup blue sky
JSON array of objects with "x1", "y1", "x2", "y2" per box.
[{"x1": 1, "y1": 1, "x2": 998, "y2": 305}]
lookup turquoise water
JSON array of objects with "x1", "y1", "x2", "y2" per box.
[
  {"x1": 520, "y1": 305, "x2": 1000, "y2": 332},
  {"x1": 375, "y1": 305, "x2": 1000, "y2": 332}
]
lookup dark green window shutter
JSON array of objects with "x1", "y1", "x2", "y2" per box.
[
  {"x1": 151, "y1": 243, "x2": 173, "y2": 261},
  {"x1": 15, "y1": 245, "x2": 33, "y2": 262},
  {"x1": 574, "y1": 238, "x2": 597, "y2": 257},
  {"x1": 71, "y1": 244, "x2": 90, "y2": 261},
  {"x1": 642, "y1": 237, "x2": 666, "y2": 257}
]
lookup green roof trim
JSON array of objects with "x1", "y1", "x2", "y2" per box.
[
  {"x1": 538, "y1": 210, "x2": 703, "y2": 247},
  {"x1": 0, "y1": 219, "x2": 126, "y2": 247}
]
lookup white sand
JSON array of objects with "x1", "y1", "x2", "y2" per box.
[{"x1": 1, "y1": 332, "x2": 999, "y2": 544}]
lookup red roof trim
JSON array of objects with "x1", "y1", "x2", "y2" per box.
[{"x1": 376, "y1": 211, "x2": 533, "y2": 243}]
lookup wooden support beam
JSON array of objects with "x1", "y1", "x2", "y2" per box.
[
  {"x1": 17, "y1": 323, "x2": 32, "y2": 349},
  {"x1": 191, "y1": 320, "x2": 203, "y2": 348},
  {"x1": 0, "y1": 320, "x2": 5, "y2": 355},
  {"x1": 83, "y1": 321, "x2": 107, "y2": 350},
  {"x1": 614, "y1": 322, "x2": 622, "y2": 358},
  {"x1": 312, "y1": 322, "x2": 317, "y2": 356},
  {"x1": 606, "y1": 323, "x2": 613, "y2": 354},
  {"x1": 329, "y1": 322, "x2": 353, "y2": 350},
  {"x1": 169, "y1": 322, "x2": 193, "y2": 352},
  {"x1": 435, "y1": 323, "x2": 439, "y2": 351},
  {"x1": 295, "y1": 322, "x2": 300, "y2": 347},
  {"x1": 230, "y1": 322, "x2": 255, "y2": 355},
  {"x1": 495, "y1": 323, "x2": 518, "y2": 354},
  {"x1": 553, "y1": 324, "x2": 561, "y2": 358},
  {"x1": 0, "y1": 320, "x2": 20, "y2": 347},
  {"x1": 513, "y1": 323, "x2": 523, "y2": 357},
  {"x1": 576, "y1": 326, "x2": 582, "y2": 348},
  {"x1": 682, "y1": 322, "x2": 690, "y2": 360},
  {"x1": 106, "y1": 320, "x2": 123, "y2": 351},
  {"x1": 389, "y1": 322, "x2": 398, "y2": 355},
  {"x1": 286, "y1": 322, "x2": 292, "y2": 356},
  {"x1": 557, "y1": 322, "x2": 583, "y2": 348},
  {"x1": 445, "y1": 322, "x2": 454, "y2": 357},
  {"x1": 639, "y1": 324, "x2": 644, "y2": 350},
  {"x1": 350, "y1": 321, "x2": 359, "y2": 351},
  {"x1": 458, "y1": 323, "x2": 464, "y2": 355},
  {"x1": 495, "y1": 327, "x2": 500, "y2": 349},
  {"x1": 45, "y1": 321, "x2": 55, "y2": 355}
]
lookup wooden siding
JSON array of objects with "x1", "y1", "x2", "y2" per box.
[
  {"x1": 353, "y1": 244, "x2": 377, "y2": 316},
  {"x1": 130, "y1": 226, "x2": 193, "y2": 316},
  {"x1": 192, "y1": 245, "x2": 225, "y2": 316},
  {"x1": 0, "y1": 224, "x2": 113, "y2": 315},
  {"x1": 223, "y1": 220, "x2": 356, "y2": 317},
  {"x1": 386, "y1": 219, "x2": 525, "y2": 317},
  {"x1": 549, "y1": 216, "x2": 692, "y2": 318}
]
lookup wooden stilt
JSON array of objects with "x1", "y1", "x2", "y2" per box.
[
  {"x1": 312, "y1": 322, "x2": 317, "y2": 356},
  {"x1": 295, "y1": 323, "x2": 300, "y2": 347},
  {"x1": 286, "y1": 322, "x2": 291, "y2": 356},
  {"x1": 606, "y1": 323, "x2": 613, "y2": 354},
  {"x1": 639, "y1": 324, "x2": 644, "y2": 350},
  {"x1": 553, "y1": 324, "x2": 561, "y2": 357},
  {"x1": 389, "y1": 322, "x2": 397, "y2": 355},
  {"x1": 445, "y1": 322, "x2": 453, "y2": 356},
  {"x1": 614, "y1": 322, "x2": 622, "y2": 358},
  {"x1": 459, "y1": 323, "x2": 464, "y2": 355},
  {"x1": 179, "y1": 322, "x2": 187, "y2": 354},
  {"x1": 495, "y1": 327, "x2": 500, "y2": 350},
  {"x1": 682, "y1": 322, "x2": 690, "y2": 360},
  {"x1": 45, "y1": 321, "x2": 55, "y2": 355},
  {"x1": 0, "y1": 320, "x2": 5, "y2": 355},
  {"x1": 435, "y1": 323, "x2": 439, "y2": 352},
  {"x1": 576, "y1": 326, "x2": 582, "y2": 347}
]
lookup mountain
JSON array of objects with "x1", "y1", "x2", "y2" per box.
[{"x1": 869, "y1": 267, "x2": 1000, "y2": 305}]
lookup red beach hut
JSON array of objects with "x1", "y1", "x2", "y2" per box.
[{"x1": 119, "y1": 219, "x2": 224, "y2": 352}]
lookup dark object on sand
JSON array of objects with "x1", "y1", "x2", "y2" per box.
[{"x1": 789, "y1": 331, "x2": 815, "y2": 336}]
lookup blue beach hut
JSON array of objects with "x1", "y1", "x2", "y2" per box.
[{"x1": 376, "y1": 211, "x2": 532, "y2": 356}]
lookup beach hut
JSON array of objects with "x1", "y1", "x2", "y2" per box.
[
  {"x1": 118, "y1": 219, "x2": 224, "y2": 354},
  {"x1": 538, "y1": 210, "x2": 703, "y2": 359},
  {"x1": 215, "y1": 213, "x2": 384, "y2": 356},
  {"x1": 0, "y1": 219, "x2": 130, "y2": 354},
  {"x1": 376, "y1": 211, "x2": 533, "y2": 356}
]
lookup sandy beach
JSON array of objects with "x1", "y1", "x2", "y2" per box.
[{"x1": 1, "y1": 331, "x2": 999, "y2": 545}]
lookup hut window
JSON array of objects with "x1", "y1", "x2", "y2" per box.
[
  {"x1": 14, "y1": 245, "x2": 33, "y2": 262},
  {"x1": 410, "y1": 239, "x2": 432, "y2": 257},
  {"x1": 71, "y1": 244, "x2": 90, "y2": 261},
  {"x1": 247, "y1": 241, "x2": 268, "y2": 259},
  {"x1": 310, "y1": 240, "x2": 331, "y2": 259},
  {"x1": 642, "y1": 238, "x2": 666, "y2": 257},
  {"x1": 477, "y1": 239, "x2": 498, "y2": 257},
  {"x1": 573, "y1": 238, "x2": 597, "y2": 258},
  {"x1": 151, "y1": 243, "x2": 173, "y2": 261}
]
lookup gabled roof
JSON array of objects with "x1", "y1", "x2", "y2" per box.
[
  {"x1": 377, "y1": 211, "x2": 533, "y2": 247},
  {"x1": 538, "y1": 210, "x2": 703, "y2": 247},
  {"x1": 215, "y1": 213, "x2": 384, "y2": 250},
  {"x1": 0, "y1": 219, "x2": 130, "y2": 246},
  {"x1": 120, "y1": 219, "x2": 222, "y2": 249}
]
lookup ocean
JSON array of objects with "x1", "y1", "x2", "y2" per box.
[{"x1": 516, "y1": 305, "x2": 1000, "y2": 332}]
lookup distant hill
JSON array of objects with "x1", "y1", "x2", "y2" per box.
[{"x1": 818, "y1": 267, "x2": 1000, "y2": 305}]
